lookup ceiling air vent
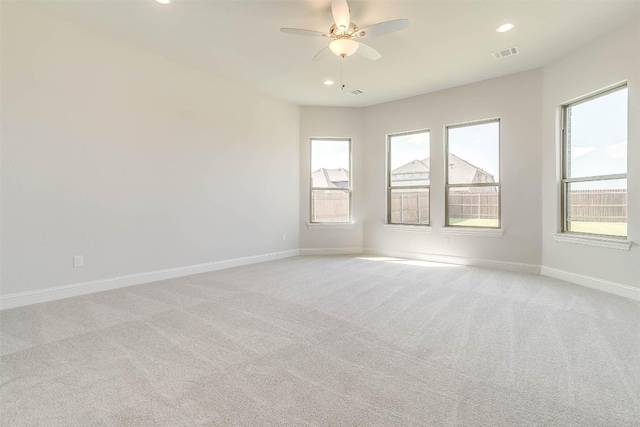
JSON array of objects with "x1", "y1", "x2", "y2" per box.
[
  {"x1": 349, "y1": 89, "x2": 363, "y2": 95},
  {"x1": 493, "y1": 46, "x2": 519, "y2": 59}
]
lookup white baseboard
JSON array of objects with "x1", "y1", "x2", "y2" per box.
[
  {"x1": 364, "y1": 247, "x2": 638, "y2": 301},
  {"x1": 541, "y1": 266, "x2": 640, "y2": 301},
  {"x1": 299, "y1": 247, "x2": 364, "y2": 256},
  {"x1": 364, "y1": 247, "x2": 541, "y2": 275},
  {"x1": 0, "y1": 249, "x2": 300, "y2": 310},
  {"x1": 3, "y1": 248, "x2": 637, "y2": 309}
]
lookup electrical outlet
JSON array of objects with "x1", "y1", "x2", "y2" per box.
[
  {"x1": 282, "y1": 234, "x2": 287, "y2": 242},
  {"x1": 445, "y1": 237, "x2": 451, "y2": 245},
  {"x1": 73, "y1": 255, "x2": 84, "y2": 268}
]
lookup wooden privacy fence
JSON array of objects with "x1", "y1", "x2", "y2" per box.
[
  {"x1": 311, "y1": 189, "x2": 628, "y2": 223},
  {"x1": 448, "y1": 189, "x2": 627, "y2": 222},
  {"x1": 568, "y1": 189, "x2": 627, "y2": 222},
  {"x1": 311, "y1": 191, "x2": 349, "y2": 222},
  {"x1": 390, "y1": 192, "x2": 429, "y2": 224},
  {"x1": 448, "y1": 191, "x2": 498, "y2": 220}
]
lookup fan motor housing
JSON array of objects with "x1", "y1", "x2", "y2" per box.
[{"x1": 330, "y1": 22, "x2": 358, "y2": 38}]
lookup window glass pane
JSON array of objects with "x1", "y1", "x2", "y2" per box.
[
  {"x1": 566, "y1": 179, "x2": 627, "y2": 237},
  {"x1": 311, "y1": 189, "x2": 349, "y2": 223},
  {"x1": 447, "y1": 121, "x2": 499, "y2": 184},
  {"x1": 567, "y1": 88, "x2": 627, "y2": 178},
  {"x1": 311, "y1": 139, "x2": 350, "y2": 223},
  {"x1": 311, "y1": 139, "x2": 350, "y2": 187},
  {"x1": 390, "y1": 188, "x2": 429, "y2": 225},
  {"x1": 447, "y1": 186, "x2": 499, "y2": 227},
  {"x1": 389, "y1": 131, "x2": 430, "y2": 187}
]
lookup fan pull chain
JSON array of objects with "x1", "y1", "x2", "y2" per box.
[{"x1": 341, "y1": 56, "x2": 345, "y2": 91}]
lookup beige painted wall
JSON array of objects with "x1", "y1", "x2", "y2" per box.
[
  {"x1": 300, "y1": 70, "x2": 544, "y2": 268},
  {"x1": 299, "y1": 107, "x2": 364, "y2": 251},
  {"x1": 541, "y1": 20, "x2": 640, "y2": 289},
  {"x1": 1, "y1": 3, "x2": 300, "y2": 296},
  {"x1": 361, "y1": 69, "x2": 544, "y2": 267},
  {"x1": 2, "y1": 2, "x2": 637, "y2": 302},
  {"x1": 300, "y1": 20, "x2": 639, "y2": 294}
]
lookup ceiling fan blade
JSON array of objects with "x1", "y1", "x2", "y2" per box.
[
  {"x1": 331, "y1": 0, "x2": 351, "y2": 30},
  {"x1": 312, "y1": 46, "x2": 332, "y2": 62},
  {"x1": 280, "y1": 28, "x2": 327, "y2": 37},
  {"x1": 357, "y1": 19, "x2": 409, "y2": 38},
  {"x1": 356, "y1": 42, "x2": 382, "y2": 60}
]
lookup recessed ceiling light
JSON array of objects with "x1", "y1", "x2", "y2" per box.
[
  {"x1": 496, "y1": 23, "x2": 514, "y2": 33},
  {"x1": 324, "y1": 80, "x2": 335, "y2": 86},
  {"x1": 154, "y1": 0, "x2": 171, "y2": 4}
]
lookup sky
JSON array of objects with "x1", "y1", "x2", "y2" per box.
[
  {"x1": 312, "y1": 125, "x2": 500, "y2": 179},
  {"x1": 389, "y1": 131, "x2": 430, "y2": 170},
  {"x1": 311, "y1": 86, "x2": 627, "y2": 186},
  {"x1": 448, "y1": 121, "x2": 500, "y2": 180},
  {"x1": 568, "y1": 87, "x2": 627, "y2": 178},
  {"x1": 311, "y1": 139, "x2": 350, "y2": 171}
]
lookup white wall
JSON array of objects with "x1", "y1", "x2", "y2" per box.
[
  {"x1": 541, "y1": 20, "x2": 640, "y2": 290},
  {"x1": 362, "y1": 70, "x2": 544, "y2": 270},
  {"x1": 2, "y1": 2, "x2": 637, "y2": 306},
  {"x1": 299, "y1": 107, "x2": 364, "y2": 252},
  {"x1": 0, "y1": 3, "x2": 300, "y2": 299},
  {"x1": 299, "y1": 21, "x2": 639, "y2": 298}
]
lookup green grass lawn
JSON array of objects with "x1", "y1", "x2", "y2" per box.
[
  {"x1": 568, "y1": 221, "x2": 627, "y2": 237},
  {"x1": 449, "y1": 218, "x2": 499, "y2": 227},
  {"x1": 449, "y1": 218, "x2": 627, "y2": 237}
]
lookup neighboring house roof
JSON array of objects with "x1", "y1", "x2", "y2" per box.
[
  {"x1": 314, "y1": 155, "x2": 493, "y2": 190},
  {"x1": 391, "y1": 159, "x2": 429, "y2": 175},
  {"x1": 569, "y1": 142, "x2": 626, "y2": 189},
  {"x1": 312, "y1": 168, "x2": 349, "y2": 188},
  {"x1": 391, "y1": 154, "x2": 494, "y2": 186},
  {"x1": 390, "y1": 159, "x2": 429, "y2": 186},
  {"x1": 447, "y1": 153, "x2": 494, "y2": 184}
]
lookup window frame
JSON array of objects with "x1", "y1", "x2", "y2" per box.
[
  {"x1": 309, "y1": 137, "x2": 352, "y2": 224},
  {"x1": 386, "y1": 129, "x2": 431, "y2": 226},
  {"x1": 444, "y1": 118, "x2": 502, "y2": 229},
  {"x1": 560, "y1": 83, "x2": 628, "y2": 239}
]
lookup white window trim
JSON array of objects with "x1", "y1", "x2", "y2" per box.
[
  {"x1": 444, "y1": 118, "x2": 501, "y2": 230},
  {"x1": 310, "y1": 138, "x2": 352, "y2": 224},
  {"x1": 553, "y1": 233, "x2": 631, "y2": 251},
  {"x1": 560, "y1": 83, "x2": 628, "y2": 239},
  {"x1": 307, "y1": 222, "x2": 356, "y2": 230},
  {"x1": 442, "y1": 227, "x2": 504, "y2": 237},
  {"x1": 383, "y1": 224, "x2": 432, "y2": 232},
  {"x1": 387, "y1": 129, "x2": 431, "y2": 226}
]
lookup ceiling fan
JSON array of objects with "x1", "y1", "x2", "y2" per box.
[{"x1": 281, "y1": 0, "x2": 409, "y2": 61}]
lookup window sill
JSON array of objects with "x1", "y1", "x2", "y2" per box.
[
  {"x1": 383, "y1": 224, "x2": 432, "y2": 233},
  {"x1": 307, "y1": 222, "x2": 355, "y2": 230},
  {"x1": 442, "y1": 227, "x2": 504, "y2": 237},
  {"x1": 553, "y1": 233, "x2": 631, "y2": 251}
]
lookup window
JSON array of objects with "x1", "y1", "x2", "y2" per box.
[
  {"x1": 387, "y1": 130, "x2": 430, "y2": 225},
  {"x1": 445, "y1": 119, "x2": 500, "y2": 228},
  {"x1": 310, "y1": 138, "x2": 351, "y2": 223},
  {"x1": 562, "y1": 84, "x2": 627, "y2": 238}
]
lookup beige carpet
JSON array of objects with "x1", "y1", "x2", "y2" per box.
[{"x1": 1, "y1": 255, "x2": 639, "y2": 426}]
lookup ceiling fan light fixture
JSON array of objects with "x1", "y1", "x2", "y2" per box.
[{"x1": 329, "y1": 38, "x2": 359, "y2": 57}]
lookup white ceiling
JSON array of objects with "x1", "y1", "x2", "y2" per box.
[{"x1": 23, "y1": 0, "x2": 640, "y2": 107}]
